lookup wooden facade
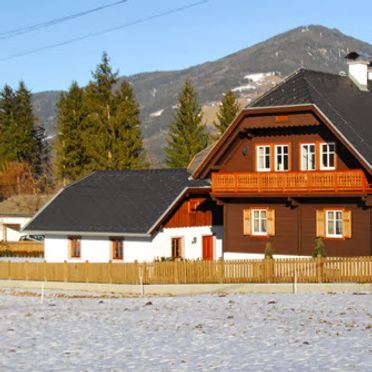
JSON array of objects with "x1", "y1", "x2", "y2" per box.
[{"x1": 194, "y1": 106, "x2": 372, "y2": 257}]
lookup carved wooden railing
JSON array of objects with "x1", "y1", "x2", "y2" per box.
[{"x1": 212, "y1": 170, "x2": 370, "y2": 194}]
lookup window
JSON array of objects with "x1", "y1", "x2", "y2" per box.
[
  {"x1": 326, "y1": 210, "x2": 343, "y2": 238},
  {"x1": 111, "y1": 239, "x2": 123, "y2": 260},
  {"x1": 252, "y1": 209, "x2": 268, "y2": 236},
  {"x1": 316, "y1": 209, "x2": 352, "y2": 239},
  {"x1": 275, "y1": 145, "x2": 289, "y2": 171},
  {"x1": 257, "y1": 145, "x2": 271, "y2": 171},
  {"x1": 301, "y1": 144, "x2": 316, "y2": 170},
  {"x1": 69, "y1": 237, "x2": 81, "y2": 258},
  {"x1": 171, "y1": 237, "x2": 183, "y2": 258},
  {"x1": 320, "y1": 143, "x2": 336, "y2": 170}
]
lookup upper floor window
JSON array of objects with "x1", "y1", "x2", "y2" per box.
[
  {"x1": 69, "y1": 237, "x2": 81, "y2": 258},
  {"x1": 275, "y1": 145, "x2": 289, "y2": 171},
  {"x1": 320, "y1": 143, "x2": 336, "y2": 170},
  {"x1": 256, "y1": 145, "x2": 271, "y2": 172},
  {"x1": 111, "y1": 238, "x2": 123, "y2": 260},
  {"x1": 301, "y1": 144, "x2": 316, "y2": 171}
]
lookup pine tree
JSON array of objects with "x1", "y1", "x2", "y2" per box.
[
  {"x1": 55, "y1": 81, "x2": 87, "y2": 184},
  {"x1": 213, "y1": 89, "x2": 241, "y2": 137},
  {"x1": 82, "y1": 52, "x2": 144, "y2": 171},
  {"x1": 164, "y1": 80, "x2": 208, "y2": 168}
]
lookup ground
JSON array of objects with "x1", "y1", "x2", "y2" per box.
[{"x1": 0, "y1": 290, "x2": 371, "y2": 371}]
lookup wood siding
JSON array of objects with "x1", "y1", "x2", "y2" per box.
[
  {"x1": 223, "y1": 198, "x2": 371, "y2": 257},
  {"x1": 164, "y1": 196, "x2": 223, "y2": 229}
]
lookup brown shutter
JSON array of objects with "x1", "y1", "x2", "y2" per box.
[
  {"x1": 343, "y1": 209, "x2": 352, "y2": 238},
  {"x1": 316, "y1": 209, "x2": 325, "y2": 237},
  {"x1": 267, "y1": 209, "x2": 276, "y2": 236},
  {"x1": 243, "y1": 208, "x2": 251, "y2": 236}
]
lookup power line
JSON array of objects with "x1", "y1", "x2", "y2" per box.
[
  {"x1": 0, "y1": 0, "x2": 208, "y2": 62},
  {"x1": 0, "y1": 1, "x2": 128, "y2": 41}
]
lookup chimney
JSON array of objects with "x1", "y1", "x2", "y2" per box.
[{"x1": 345, "y1": 52, "x2": 370, "y2": 91}]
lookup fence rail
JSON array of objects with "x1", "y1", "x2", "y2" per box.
[{"x1": 0, "y1": 257, "x2": 371, "y2": 284}]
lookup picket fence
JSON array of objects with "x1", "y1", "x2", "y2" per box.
[{"x1": 0, "y1": 257, "x2": 371, "y2": 284}]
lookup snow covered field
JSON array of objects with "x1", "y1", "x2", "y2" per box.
[{"x1": 0, "y1": 290, "x2": 371, "y2": 371}]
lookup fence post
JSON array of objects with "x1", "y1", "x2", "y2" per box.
[
  {"x1": 108, "y1": 260, "x2": 112, "y2": 284},
  {"x1": 25, "y1": 260, "x2": 29, "y2": 281},
  {"x1": 134, "y1": 260, "x2": 139, "y2": 284},
  {"x1": 85, "y1": 260, "x2": 89, "y2": 283},
  {"x1": 218, "y1": 258, "x2": 224, "y2": 283},
  {"x1": 316, "y1": 256, "x2": 324, "y2": 283},
  {"x1": 174, "y1": 260, "x2": 179, "y2": 284},
  {"x1": 7, "y1": 260, "x2": 11, "y2": 280},
  {"x1": 43, "y1": 260, "x2": 47, "y2": 282},
  {"x1": 264, "y1": 258, "x2": 273, "y2": 283},
  {"x1": 63, "y1": 260, "x2": 67, "y2": 282},
  {"x1": 142, "y1": 261, "x2": 147, "y2": 285}
]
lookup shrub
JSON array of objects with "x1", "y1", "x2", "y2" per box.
[
  {"x1": 312, "y1": 237, "x2": 327, "y2": 258},
  {"x1": 264, "y1": 242, "x2": 273, "y2": 259}
]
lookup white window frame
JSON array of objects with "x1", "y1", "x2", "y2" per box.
[
  {"x1": 275, "y1": 145, "x2": 289, "y2": 171},
  {"x1": 320, "y1": 143, "x2": 336, "y2": 170},
  {"x1": 301, "y1": 143, "x2": 316, "y2": 171},
  {"x1": 251, "y1": 209, "x2": 268, "y2": 236},
  {"x1": 326, "y1": 210, "x2": 343, "y2": 238},
  {"x1": 256, "y1": 145, "x2": 271, "y2": 172}
]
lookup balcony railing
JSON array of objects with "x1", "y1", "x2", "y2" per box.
[{"x1": 212, "y1": 170, "x2": 370, "y2": 195}]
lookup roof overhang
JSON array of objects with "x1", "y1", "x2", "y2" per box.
[{"x1": 192, "y1": 104, "x2": 372, "y2": 178}]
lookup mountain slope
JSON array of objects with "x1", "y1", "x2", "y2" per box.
[{"x1": 31, "y1": 25, "x2": 372, "y2": 163}]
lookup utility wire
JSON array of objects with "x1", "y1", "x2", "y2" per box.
[
  {"x1": 0, "y1": 0, "x2": 128, "y2": 40},
  {"x1": 0, "y1": 0, "x2": 208, "y2": 62}
]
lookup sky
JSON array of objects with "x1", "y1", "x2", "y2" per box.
[{"x1": 0, "y1": 0, "x2": 371, "y2": 93}]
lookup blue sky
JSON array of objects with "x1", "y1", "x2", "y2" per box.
[{"x1": 0, "y1": 0, "x2": 371, "y2": 93}]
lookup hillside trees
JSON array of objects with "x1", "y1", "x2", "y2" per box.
[
  {"x1": 164, "y1": 80, "x2": 208, "y2": 168},
  {"x1": 55, "y1": 52, "x2": 144, "y2": 181},
  {"x1": 213, "y1": 89, "x2": 241, "y2": 137}
]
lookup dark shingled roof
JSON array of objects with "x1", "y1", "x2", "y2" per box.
[
  {"x1": 25, "y1": 169, "x2": 209, "y2": 235},
  {"x1": 251, "y1": 69, "x2": 372, "y2": 169},
  {"x1": 187, "y1": 144, "x2": 215, "y2": 174}
]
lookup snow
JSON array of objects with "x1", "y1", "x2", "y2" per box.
[
  {"x1": 0, "y1": 290, "x2": 371, "y2": 370},
  {"x1": 244, "y1": 72, "x2": 276, "y2": 83},
  {"x1": 231, "y1": 84, "x2": 256, "y2": 92},
  {"x1": 149, "y1": 109, "x2": 164, "y2": 118}
]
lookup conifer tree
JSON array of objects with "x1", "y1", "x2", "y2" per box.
[
  {"x1": 164, "y1": 80, "x2": 208, "y2": 168},
  {"x1": 82, "y1": 52, "x2": 144, "y2": 171},
  {"x1": 213, "y1": 89, "x2": 241, "y2": 137},
  {"x1": 55, "y1": 81, "x2": 87, "y2": 183}
]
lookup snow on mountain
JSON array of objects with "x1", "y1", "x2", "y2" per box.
[{"x1": 149, "y1": 109, "x2": 164, "y2": 118}]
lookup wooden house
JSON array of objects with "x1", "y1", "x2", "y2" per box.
[{"x1": 191, "y1": 54, "x2": 372, "y2": 258}]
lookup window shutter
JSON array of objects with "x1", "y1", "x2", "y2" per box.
[
  {"x1": 316, "y1": 209, "x2": 325, "y2": 237},
  {"x1": 243, "y1": 209, "x2": 251, "y2": 236},
  {"x1": 267, "y1": 209, "x2": 276, "y2": 236},
  {"x1": 343, "y1": 209, "x2": 352, "y2": 238}
]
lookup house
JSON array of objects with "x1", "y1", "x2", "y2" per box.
[
  {"x1": 0, "y1": 194, "x2": 51, "y2": 241},
  {"x1": 24, "y1": 53, "x2": 372, "y2": 261},
  {"x1": 191, "y1": 52, "x2": 372, "y2": 258},
  {"x1": 24, "y1": 169, "x2": 223, "y2": 262}
]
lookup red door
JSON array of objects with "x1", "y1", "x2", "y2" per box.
[{"x1": 202, "y1": 235, "x2": 214, "y2": 260}]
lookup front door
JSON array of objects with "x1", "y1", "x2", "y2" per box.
[{"x1": 202, "y1": 235, "x2": 214, "y2": 260}]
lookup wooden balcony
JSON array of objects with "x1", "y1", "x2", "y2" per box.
[{"x1": 212, "y1": 170, "x2": 371, "y2": 195}]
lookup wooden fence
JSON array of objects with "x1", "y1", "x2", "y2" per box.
[
  {"x1": 0, "y1": 241, "x2": 44, "y2": 257},
  {"x1": 0, "y1": 257, "x2": 371, "y2": 284}
]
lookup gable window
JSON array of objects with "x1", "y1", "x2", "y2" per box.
[
  {"x1": 171, "y1": 237, "x2": 183, "y2": 258},
  {"x1": 316, "y1": 209, "x2": 352, "y2": 239},
  {"x1": 257, "y1": 145, "x2": 271, "y2": 172},
  {"x1": 275, "y1": 145, "x2": 289, "y2": 171},
  {"x1": 301, "y1": 144, "x2": 316, "y2": 171},
  {"x1": 320, "y1": 143, "x2": 336, "y2": 170},
  {"x1": 111, "y1": 238, "x2": 123, "y2": 260},
  {"x1": 69, "y1": 237, "x2": 81, "y2": 258}
]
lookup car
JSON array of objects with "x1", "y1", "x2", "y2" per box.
[{"x1": 19, "y1": 234, "x2": 45, "y2": 242}]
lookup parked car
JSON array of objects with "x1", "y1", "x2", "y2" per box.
[{"x1": 19, "y1": 234, "x2": 45, "y2": 242}]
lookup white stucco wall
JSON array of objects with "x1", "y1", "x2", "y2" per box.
[
  {"x1": 223, "y1": 252, "x2": 309, "y2": 260},
  {"x1": 44, "y1": 225, "x2": 224, "y2": 263},
  {"x1": 349, "y1": 63, "x2": 368, "y2": 87},
  {"x1": 0, "y1": 216, "x2": 30, "y2": 241}
]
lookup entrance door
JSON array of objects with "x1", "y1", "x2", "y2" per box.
[{"x1": 202, "y1": 235, "x2": 214, "y2": 260}]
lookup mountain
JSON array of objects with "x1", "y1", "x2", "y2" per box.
[{"x1": 31, "y1": 25, "x2": 372, "y2": 163}]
